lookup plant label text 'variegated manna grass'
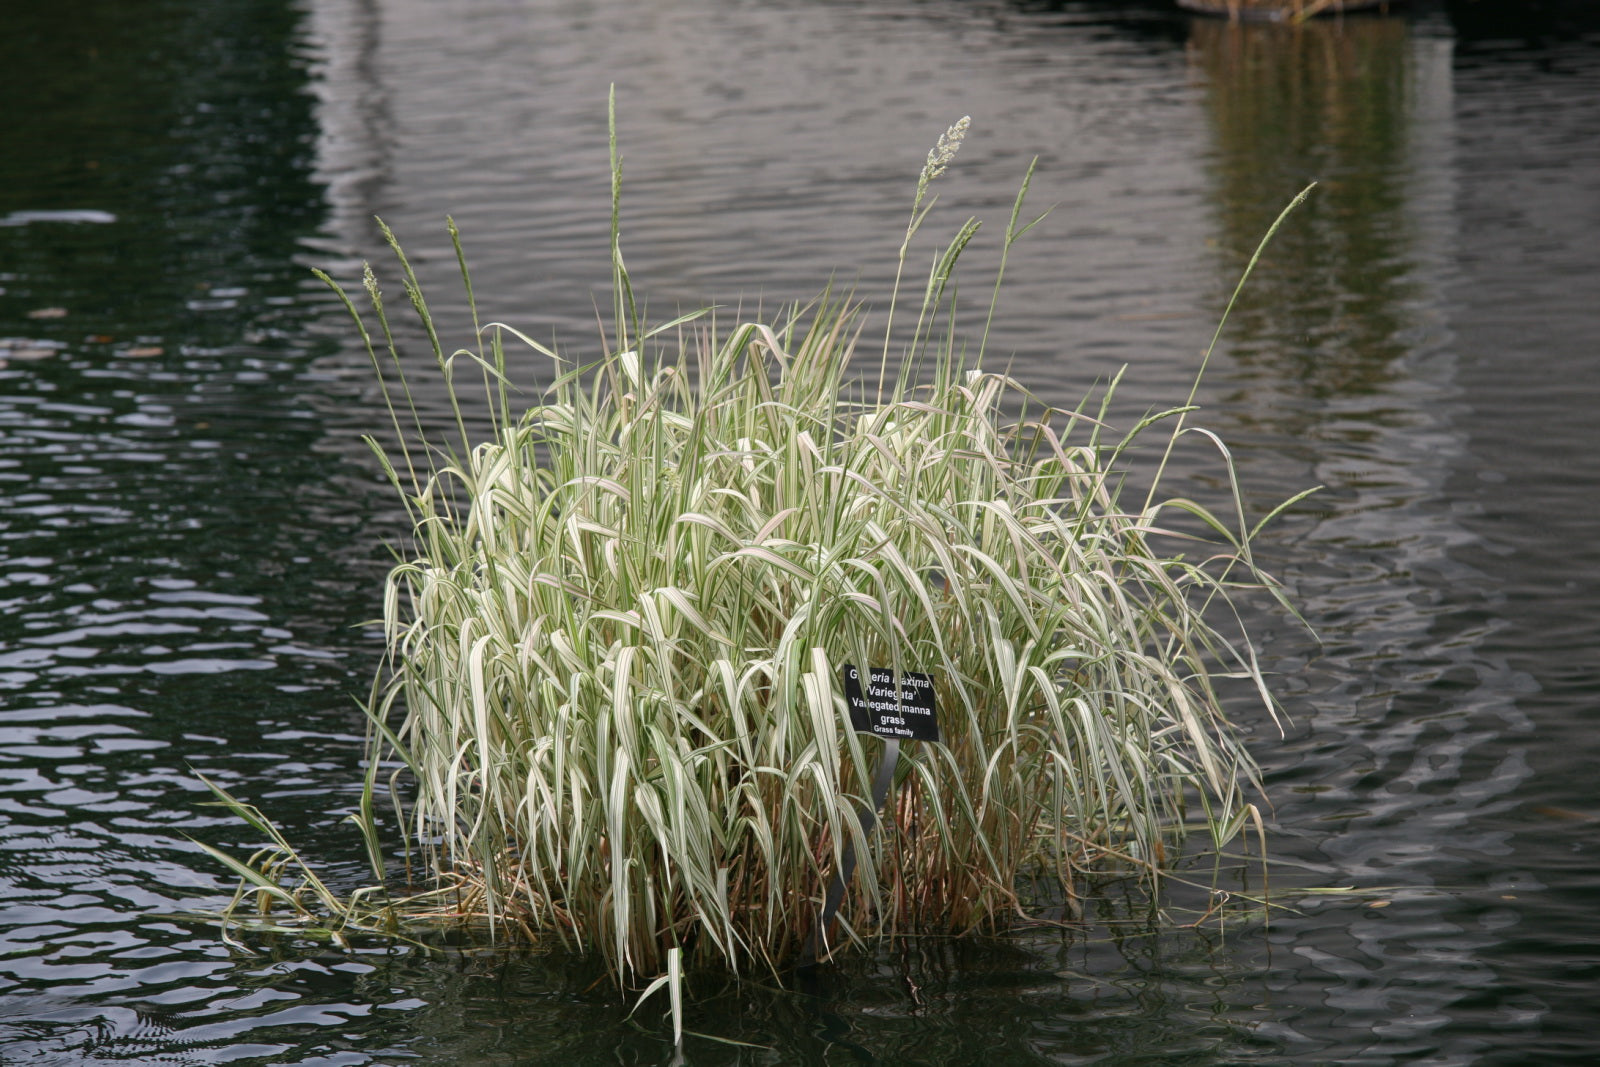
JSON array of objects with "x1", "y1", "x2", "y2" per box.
[
  {"x1": 202, "y1": 100, "x2": 1313, "y2": 1007},
  {"x1": 843, "y1": 664, "x2": 939, "y2": 742}
]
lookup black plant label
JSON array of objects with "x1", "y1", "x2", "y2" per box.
[{"x1": 842, "y1": 664, "x2": 940, "y2": 742}]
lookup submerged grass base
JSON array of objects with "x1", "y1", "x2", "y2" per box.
[{"x1": 203, "y1": 102, "x2": 1308, "y2": 1013}]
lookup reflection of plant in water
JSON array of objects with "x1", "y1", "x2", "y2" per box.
[
  {"x1": 1190, "y1": 16, "x2": 1417, "y2": 399},
  {"x1": 1179, "y1": 0, "x2": 1401, "y2": 21}
]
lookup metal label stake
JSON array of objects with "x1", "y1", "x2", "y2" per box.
[
  {"x1": 805, "y1": 664, "x2": 939, "y2": 962},
  {"x1": 810, "y1": 737, "x2": 899, "y2": 961}
]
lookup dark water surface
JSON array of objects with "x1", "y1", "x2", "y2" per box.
[{"x1": 2, "y1": 0, "x2": 1597, "y2": 1062}]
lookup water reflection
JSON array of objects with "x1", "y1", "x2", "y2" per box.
[
  {"x1": 1192, "y1": 15, "x2": 1418, "y2": 397},
  {"x1": 301, "y1": 0, "x2": 391, "y2": 263},
  {"x1": 1189, "y1": 11, "x2": 1545, "y2": 1057},
  {"x1": 0, "y1": 1, "x2": 391, "y2": 1059}
]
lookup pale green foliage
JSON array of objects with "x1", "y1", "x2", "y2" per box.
[{"x1": 290, "y1": 109, "x2": 1301, "y2": 992}]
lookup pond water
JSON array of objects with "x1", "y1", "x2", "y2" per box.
[{"x1": 2, "y1": 0, "x2": 1597, "y2": 1062}]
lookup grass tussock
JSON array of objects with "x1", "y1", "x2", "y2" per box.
[{"x1": 213, "y1": 99, "x2": 1308, "y2": 997}]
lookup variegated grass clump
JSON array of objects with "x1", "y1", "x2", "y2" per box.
[{"x1": 305, "y1": 105, "x2": 1304, "y2": 992}]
